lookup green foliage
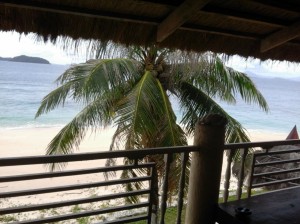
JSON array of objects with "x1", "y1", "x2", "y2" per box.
[
  {"x1": 76, "y1": 217, "x2": 90, "y2": 224},
  {"x1": 36, "y1": 44, "x2": 268, "y2": 201},
  {"x1": 0, "y1": 215, "x2": 18, "y2": 222},
  {"x1": 36, "y1": 45, "x2": 268, "y2": 154},
  {"x1": 71, "y1": 205, "x2": 81, "y2": 213}
]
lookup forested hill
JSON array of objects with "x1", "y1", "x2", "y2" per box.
[{"x1": 0, "y1": 55, "x2": 50, "y2": 64}]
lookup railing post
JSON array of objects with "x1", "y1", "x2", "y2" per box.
[
  {"x1": 247, "y1": 153, "x2": 255, "y2": 198},
  {"x1": 185, "y1": 114, "x2": 227, "y2": 224},
  {"x1": 176, "y1": 152, "x2": 189, "y2": 224},
  {"x1": 223, "y1": 149, "x2": 234, "y2": 203},
  {"x1": 159, "y1": 154, "x2": 172, "y2": 224},
  {"x1": 236, "y1": 148, "x2": 248, "y2": 200},
  {"x1": 149, "y1": 165, "x2": 159, "y2": 224}
]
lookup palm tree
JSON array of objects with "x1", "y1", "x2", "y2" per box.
[{"x1": 35, "y1": 44, "x2": 268, "y2": 200}]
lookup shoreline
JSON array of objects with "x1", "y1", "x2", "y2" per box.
[{"x1": 0, "y1": 126, "x2": 288, "y2": 157}]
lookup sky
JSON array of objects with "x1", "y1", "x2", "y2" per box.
[
  {"x1": 226, "y1": 56, "x2": 300, "y2": 79},
  {"x1": 0, "y1": 32, "x2": 85, "y2": 65},
  {"x1": 0, "y1": 31, "x2": 299, "y2": 78}
]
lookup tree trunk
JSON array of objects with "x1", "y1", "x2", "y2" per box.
[{"x1": 185, "y1": 114, "x2": 227, "y2": 224}]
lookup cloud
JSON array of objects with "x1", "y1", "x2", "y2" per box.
[{"x1": 227, "y1": 55, "x2": 300, "y2": 78}]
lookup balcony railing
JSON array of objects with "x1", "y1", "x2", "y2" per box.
[
  {"x1": 1, "y1": 140, "x2": 300, "y2": 223},
  {"x1": 223, "y1": 139, "x2": 300, "y2": 202}
]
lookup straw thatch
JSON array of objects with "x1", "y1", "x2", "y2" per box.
[{"x1": 0, "y1": 0, "x2": 300, "y2": 62}]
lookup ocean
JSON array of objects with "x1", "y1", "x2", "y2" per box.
[
  {"x1": 0, "y1": 61, "x2": 80, "y2": 129},
  {"x1": 0, "y1": 61, "x2": 299, "y2": 135},
  {"x1": 219, "y1": 75, "x2": 300, "y2": 134}
]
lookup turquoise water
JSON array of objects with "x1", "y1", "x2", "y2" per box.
[
  {"x1": 0, "y1": 61, "x2": 81, "y2": 129},
  {"x1": 219, "y1": 76, "x2": 300, "y2": 134},
  {"x1": 0, "y1": 61, "x2": 299, "y2": 134}
]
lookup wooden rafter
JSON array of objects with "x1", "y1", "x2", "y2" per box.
[
  {"x1": 250, "y1": 0, "x2": 300, "y2": 14},
  {"x1": 203, "y1": 6, "x2": 287, "y2": 28},
  {"x1": 261, "y1": 21, "x2": 300, "y2": 52},
  {"x1": 156, "y1": 0, "x2": 212, "y2": 42},
  {"x1": 0, "y1": 0, "x2": 159, "y2": 25}
]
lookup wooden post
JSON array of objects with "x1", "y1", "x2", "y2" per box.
[
  {"x1": 223, "y1": 149, "x2": 234, "y2": 203},
  {"x1": 185, "y1": 114, "x2": 227, "y2": 224},
  {"x1": 149, "y1": 165, "x2": 159, "y2": 224}
]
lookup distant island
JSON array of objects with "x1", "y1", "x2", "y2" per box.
[{"x1": 0, "y1": 55, "x2": 50, "y2": 64}]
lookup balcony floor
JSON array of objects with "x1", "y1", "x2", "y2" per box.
[{"x1": 217, "y1": 186, "x2": 300, "y2": 224}]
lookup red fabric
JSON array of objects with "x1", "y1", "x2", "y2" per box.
[{"x1": 286, "y1": 125, "x2": 299, "y2": 140}]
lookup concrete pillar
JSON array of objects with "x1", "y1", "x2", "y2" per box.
[{"x1": 185, "y1": 114, "x2": 227, "y2": 224}]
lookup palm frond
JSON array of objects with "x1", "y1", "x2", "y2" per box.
[
  {"x1": 115, "y1": 71, "x2": 161, "y2": 150},
  {"x1": 115, "y1": 70, "x2": 187, "y2": 150},
  {"x1": 35, "y1": 75, "x2": 84, "y2": 118},
  {"x1": 155, "y1": 80, "x2": 187, "y2": 146},
  {"x1": 45, "y1": 96, "x2": 119, "y2": 170},
  {"x1": 169, "y1": 53, "x2": 268, "y2": 112},
  {"x1": 194, "y1": 55, "x2": 268, "y2": 111},
  {"x1": 36, "y1": 58, "x2": 142, "y2": 118},
  {"x1": 104, "y1": 124, "x2": 127, "y2": 180},
  {"x1": 176, "y1": 81, "x2": 250, "y2": 143}
]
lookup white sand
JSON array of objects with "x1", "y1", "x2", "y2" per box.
[
  {"x1": 0, "y1": 126, "x2": 287, "y2": 157},
  {"x1": 0, "y1": 126, "x2": 287, "y2": 189},
  {"x1": 0, "y1": 126, "x2": 125, "y2": 222},
  {"x1": 246, "y1": 128, "x2": 286, "y2": 142},
  {"x1": 0, "y1": 126, "x2": 288, "y2": 222},
  {"x1": 0, "y1": 126, "x2": 117, "y2": 157}
]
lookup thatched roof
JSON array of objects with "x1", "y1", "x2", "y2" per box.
[{"x1": 1, "y1": 0, "x2": 300, "y2": 62}]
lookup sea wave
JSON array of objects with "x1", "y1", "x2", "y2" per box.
[{"x1": 0, "y1": 123, "x2": 64, "y2": 131}]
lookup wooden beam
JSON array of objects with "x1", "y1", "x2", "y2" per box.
[
  {"x1": 0, "y1": 0, "x2": 159, "y2": 25},
  {"x1": 250, "y1": 0, "x2": 300, "y2": 14},
  {"x1": 157, "y1": 0, "x2": 212, "y2": 42},
  {"x1": 203, "y1": 5, "x2": 287, "y2": 28},
  {"x1": 261, "y1": 21, "x2": 300, "y2": 52}
]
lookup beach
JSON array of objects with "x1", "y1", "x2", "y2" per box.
[
  {"x1": 0, "y1": 126, "x2": 288, "y2": 158},
  {"x1": 0, "y1": 47, "x2": 298, "y2": 223},
  {"x1": 0, "y1": 126, "x2": 288, "y2": 184},
  {"x1": 0, "y1": 126, "x2": 130, "y2": 222},
  {"x1": 0, "y1": 126, "x2": 288, "y2": 178},
  {"x1": 0, "y1": 127, "x2": 116, "y2": 157},
  {"x1": 0, "y1": 126, "x2": 290, "y2": 222}
]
